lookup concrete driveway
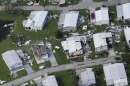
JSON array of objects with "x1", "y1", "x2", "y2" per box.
[
  {"x1": 24, "y1": 64, "x2": 33, "y2": 74},
  {"x1": 48, "y1": 48, "x2": 58, "y2": 67}
]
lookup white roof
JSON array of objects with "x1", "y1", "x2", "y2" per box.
[
  {"x1": 59, "y1": 0, "x2": 65, "y2": 4},
  {"x1": 23, "y1": 11, "x2": 48, "y2": 30},
  {"x1": 95, "y1": 7, "x2": 109, "y2": 24},
  {"x1": 2, "y1": 50, "x2": 23, "y2": 70},
  {"x1": 93, "y1": 32, "x2": 112, "y2": 49},
  {"x1": 117, "y1": 3, "x2": 130, "y2": 19},
  {"x1": 61, "y1": 36, "x2": 85, "y2": 53},
  {"x1": 103, "y1": 63, "x2": 128, "y2": 86},
  {"x1": 124, "y1": 27, "x2": 130, "y2": 47},
  {"x1": 42, "y1": 75, "x2": 58, "y2": 86},
  {"x1": 63, "y1": 11, "x2": 79, "y2": 28},
  {"x1": 80, "y1": 68, "x2": 96, "y2": 86}
]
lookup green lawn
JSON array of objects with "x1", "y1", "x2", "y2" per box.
[
  {"x1": 0, "y1": 11, "x2": 27, "y2": 81},
  {"x1": 13, "y1": 13, "x2": 69, "y2": 65},
  {"x1": 17, "y1": 0, "x2": 29, "y2": 5},
  {"x1": 13, "y1": 15, "x2": 58, "y2": 40},
  {"x1": 52, "y1": 70, "x2": 77, "y2": 86},
  {"x1": 0, "y1": 38, "x2": 16, "y2": 81},
  {"x1": 0, "y1": 11, "x2": 69, "y2": 81},
  {"x1": 114, "y1": 31, "x2": 129, "y2": 52},
  {"x1": 93, "y1": 65, "x2": 106, "y2": 86},
  {"x1": 49, "y1": 39, "x2": 69, "y2": 65},
  {"x1": 94, "y1": 25, "x2": 107, "y2": 33},
  {"x1": 17, "y1": 69, "x2": 27, "y2": 78},
  {"x1": 108, "y1": 6, "x2": 117, "y2": 23},
  {"x1": 39, "y1": 0, "x2": 51, "y2": 6},
  {"x1": 78, "y1": 9, "x2": 90, "y2": 33},
  {"x1": 0, "y1": 11, "x2": 17, "y2": 21},
  {"x1": 54, "y1": 47, "x2": 69, "y2": 65}
]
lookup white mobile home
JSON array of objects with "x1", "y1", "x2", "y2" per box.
[
  {"x1": 42, "y1": 75, "x2": 58, "y2": 86},
  {"x1": 61, "y1": 36, "x2": 86, "y2": 59},
  {"x1": 103, "y1": 63, "x2": 128, "y2": 86},
  {"x1": 80, "y1": 68, "x2": 96, "y2": 86},
  {"x1": 58, "y1": 11, "x2": 79, "y2": 32},
  {"x1": 2, "y1": 50, "x2": 23, "y2": 71},
  {"x1": 116, "y1": 3, "x2": 130, "y2": 20},
  {"x1": 93, "y1": 32, "x2": 112, "y2": 52},
  {"x1": 94, "y1": 7, "x2": 109, "y2": 25},
  {"x1": 23, "y1": 11, "x2": 48, "y2": 31}
]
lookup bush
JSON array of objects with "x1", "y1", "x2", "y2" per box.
[{"x1": 55, "y1": 30, "x2": 64, "y2": 39}]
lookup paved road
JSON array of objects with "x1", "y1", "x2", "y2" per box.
[
  {"x1": 0, "y1": 0, "x2": 130, "y2": 11},
  {"x1": 15, "y1": 0, "x2": 130, "y2": 11},
  {"x1": 0, "y1": 0, "x2": 129, "y2": 11},
  {"x1": 1, "y1": 57, "x2": 116, "y2": 86}
]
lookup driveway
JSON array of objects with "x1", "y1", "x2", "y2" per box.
[
  {"x1": 24, "y1": 64, "x2": 34, "y2": 74},
  {"x1": 48, "y1": 48, "x2": 58, "y2": 67}
]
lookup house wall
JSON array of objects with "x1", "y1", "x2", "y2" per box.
[{"x1": 68, "y1": 49, "x2": 83, "y2": 59}]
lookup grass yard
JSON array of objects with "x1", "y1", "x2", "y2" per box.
[
  {"x1": 108, "y1": 6, "x2": 117, "y2": 23},
  {"x1": 54, "y1": 47, "x2": 69, "y2": 65},
  {"x1": 78, "y1": 9, "x2": 90, "y2": 33},
  {"x1": 0, "y1": 38, "x2": 16, "y2": 81},
  {"x1": 0, "y1": 10, "x2": 69, "y2": 81},
  {"x1": 17, "y1": 69, "x2": 27, "y2": 78},
  {"x1": 114, "y1": 31, "x2": 129, "y2": 52},
  {"x1": 17, "y1": 0, "x2": 30, "y2": 5},
  {"x1": 13, "y1": 12, "x2": 69, "y2": 65},
  {"x1": 94, "y1": 25, "x2": 107, "y2": 33},
  {"x1": 0, "y1": 11, "x2": 25, "y2": 81},
  {"x1": 93, "y1": 65, "x2": 106, "y2": 86},
  {"x1": 49, "y1": 39, "x2": 69, "y2": 65},
  {"x1": 32, "y1": 60, "x2": 51, "y2": 71},
  {"x1": 52, "y1": 70, "x2": 77, "y2": 86},
  {"x1": 39, "y1": 0, "x2": 51, "y2": 6},
  {"x1": 14, "y1": 15, "x2": 58, "y2": 40},
  {"x1": 0, "y1": 11, "x2": 17, "y2": 21}
]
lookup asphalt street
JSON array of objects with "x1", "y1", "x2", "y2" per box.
[
  {"x1": 16, "y1": 0, "x2": 130, "y2": 11},
  {"x1": 1, "y1": 57, "x2": 116, "y2": 86}
]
